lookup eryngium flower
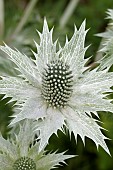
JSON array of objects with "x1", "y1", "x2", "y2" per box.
[
  {"x1": 0, "y1": 19, "x2": 113, "y2": 154},
  {"x1": 0, "y1": 120, "x2": 73, "y2": 170}
]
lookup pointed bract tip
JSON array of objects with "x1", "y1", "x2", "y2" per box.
[
  {"x1": 80, "y1": 19, "x2": 86, "y2": 30},
  {"x1": 43, "y1": 17, "x2": 49, "y2": 33},
  {"x1": 36, "y1": 30, "x2": 42, "y2": 39}
]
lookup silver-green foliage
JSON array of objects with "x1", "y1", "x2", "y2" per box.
[
  {"x1": 0, "y1": 120, "x2": 73, "y2": 170},
  {"x1": 97, "y1": 9, "x2": 113, "y2": 70}
]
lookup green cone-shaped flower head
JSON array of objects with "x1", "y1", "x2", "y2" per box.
[
  {"x1": 0, "y1": 120, "x2": 73, "y2": 170},
  {"x1": 13, "y1": 157, "x2": 36, "y2": 170}
]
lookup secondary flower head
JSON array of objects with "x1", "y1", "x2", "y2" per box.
[
  {"x1": 96, "y1": 9, "x2": 113, "y2": 70},
  {"x1": 0, "y1": 19, "x2": 113, "y2": 154},
  {"x1": 0, "y1": 120, "x2": 72, "y2": 170}
]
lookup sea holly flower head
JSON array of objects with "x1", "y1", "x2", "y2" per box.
[
  {"x1": 0, "y1": 19, "x2": 113, "y2": 154},
  {"x1": 0, "y1": 120, "x2": 73, "y2": 170}
]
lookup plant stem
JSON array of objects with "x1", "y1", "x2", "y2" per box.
[
  {"x1": 0, "y1": 0, "x2": 4, "y2": 40},
  {"x1": 12, "y1": 0, "x2": 38, "y2": 39},
  {"x1": 59, "y1": 0, "x2": 79, "y2": 29}
]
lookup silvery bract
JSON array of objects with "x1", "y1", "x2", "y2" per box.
[
  {"x1": 0, "y1": 19, "x2": 113, "y2": 154},
  {"x1": 97, "y1": 9, "x2": 113, "y2": 70},
  {"x1": 0, "y1": 120, "x2": 73, "y2": 170}
]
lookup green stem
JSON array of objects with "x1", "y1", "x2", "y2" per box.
[
  {"x1": 0, "y1": 0, "x2": 4, "y2": 40},
  {"x1": 12, "y1": 0, "x2": 38, "y2": 39},
  {"x1": 59, "y1": 0, "x2": 79, "y2": 29}
]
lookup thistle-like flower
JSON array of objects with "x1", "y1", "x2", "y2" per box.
[
  {"x1": 0, "y1": 19, "x2": 113, "y2": 154},
  {"x1": 0, "y1": 120, "x2": 72, "y2": 170}
]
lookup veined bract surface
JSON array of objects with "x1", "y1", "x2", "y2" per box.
[{"x1": 0, "y1": 19, "x2": 113, "y2": 154}]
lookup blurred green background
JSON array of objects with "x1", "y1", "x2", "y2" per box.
[{"x1": 0, "y1": 0, "x2": 113, "y2": 169}]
